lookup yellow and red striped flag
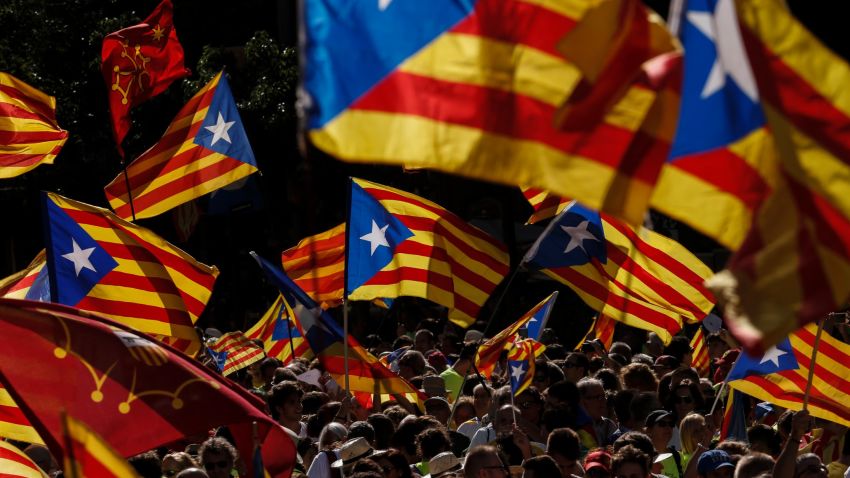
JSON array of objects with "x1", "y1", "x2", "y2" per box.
[
  {"x1": 346, "y1": 178, "x2": 509, "y2": 327},
  {"x1": 648, "y1": 0, "x2": 850, "y2": 351},
  {"x1": 576, "y1": 315, "x2": 616, "y2": 351},
  {"x1": 476, "y1": 293, "x2": 558, "y2": 379},
  {"x1": 690, "y1": 327, "x2": 710, "y2": 377},
  {"x1": 207, "y1": 331, "x2": 265, "y2": 376},
  {"x1": 524, "y1": 202, "x2": 715, "y2": 344},
  {"x1": 0, "y1": 251, "x2": 47, "y2": 301},
  {"x1": 0, "y1": 440, "x2": 48, "y2": 478},
  {"x1": 0, "y1": 383, "x2": 43, "y2": 444},
  {"x1": 62, "y1": 413, "x2": 139, "y2": 478},
  {"x1": 508, "y1": 338, "x2": 547, "y2": 397},
  {"x1": 0, "y1": 72, "x2": 68, "y2": 178},
  {"x1": 42, "y1": 192, "x2": 217, "y2": 356},
  {"x1": 246, "y1": 295, "x2": 313, "y2": 365},
  {"x1": 104, "y1": 71, "x2": 258, "y2": 220},
  {"x1": 728, "y1": 324, "x2": 850, "y2": 428},
  {"x1": 302, "y1": 1, "x2": 681, "y2": 227},
  {"x1": 281, "y1": 223, "x2": 346, "y2": 307}
]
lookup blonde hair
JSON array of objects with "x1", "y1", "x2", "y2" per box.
[{"x1": 680, "y1": 413, "x2": 707, "y2": 455}]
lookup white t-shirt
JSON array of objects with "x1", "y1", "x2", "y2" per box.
[{"x1": 307, "y1": 450, "x2": 338, "y2": 478}]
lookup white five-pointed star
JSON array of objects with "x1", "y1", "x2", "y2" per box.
[
  {"x1": 204, "y1": 112, "x2": 236, "y2": 146},
  {"x1": 360, "y1": 220, "x2": 390, "y2": 256},
  {"x1": 686, "y1": 0, "x2": 758, "y2": 101},
  {"x1": 561, "y1": 220, "x2": 598, "y2": 254},
  {"x1": 759, "y1": 345, "x2": 787, "y2": 367},
  {"x1": 378, "y1": 0, "x2": 392, "y2": 11},
  {"x1": 62, "y1": 238, "x2": 96, "y2": 277},
  {"x1": 511, "y1": 363, "x2": 526, "y2": 382}
]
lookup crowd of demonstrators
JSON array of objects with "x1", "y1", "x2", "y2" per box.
[{"x1": 19, "y1": 315, "x2": 850, "y2": 478}]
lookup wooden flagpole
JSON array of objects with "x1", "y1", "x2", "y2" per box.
[{"x1": 802, "y1": 318, "x2": 825, "y2": 410}]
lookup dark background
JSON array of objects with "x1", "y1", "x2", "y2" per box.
[{"x1": 0, "y1": 0, "x2": 844, "y2": 346}]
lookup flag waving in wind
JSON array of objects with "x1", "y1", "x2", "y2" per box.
[
  {"x1": 246, "y1": 295, "x2": 313, "y2": 365},
  {"x1": 101, "y1": 0, "x2": 189, "y2": 152},
  {"x1": 62, "y1": 414, "x2": 140, "y2": 478},
  {"x1": 0, "y1": 440, "x2": 48, "y2": 478},
  {"x1": 104, "y1": 72, "x2": 258, "y2": 220},
  {"x1": 508, "y1": 338, "x2": 546, "y2": 397},
  {"x1": 345, "y1": 178, "x2": 509, "y2": 327},
  {"x1": 207, "y1": 331, "x2": 265, "y2": 376},
  {"x1": 524, "y1": 202, "x2": 715, "y2": 344}
]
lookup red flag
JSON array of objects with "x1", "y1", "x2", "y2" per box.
[
  {"x1": 101, "y1": 0, "x2": 190, "y2": 152},
  {"x1": 0, "y1": 299, "x2": 295, "y2": 478}
]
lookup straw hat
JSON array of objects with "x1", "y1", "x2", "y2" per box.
[
  {"x1": 330, "y1": 437, "x2": 373, "y2": 469},
  {"x1": 426, "y1": 452, "x2": 462, "y2": 478}
]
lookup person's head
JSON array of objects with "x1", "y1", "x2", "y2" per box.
[
  {"x1": 612, "y1": 432, "x2": 656, "y2": 462},
  {"x1": 416, "y1": 426, "x2": 452, "y2": 461},
  {"x1": 664, "y1": 336, "x2": 692, "y2": 366},
  {"x1": 453, "y1": 396, "x2": 477, "y2": 428},
  {"x1": 268, "y1": 380, "x2": 303, "y2": 423},
  {"x1": 679, "y1": 413, "x2": 711, "y2": 455},
  {"x1": 594, "y1": 368, "x2": 622, "y2": 392},
  {"x1": 706, "y1": 333, "x2": 730, "y2": 360},
  {"x1": 667, "y1": 381, "x2": 703, "y2": 419},
  {"x1": 795, "y1": 453, "x2": 828, "y2": 478},
  {"x1": 696, "y1": 450, "x2": 734, "y2": 478},
  {"x1": 129, "y1": 450, "x2": 161, "y2": 478},
  {"x1": 715, "y1": 440, "x2": 748, "y2": 458},
  {"x1": 398, "y1": 350, "x2": 427, "y2": 379},
  {"x1": 175, "y1": 468, "x2": 209, "y2": 478},
  {"x1": 425, "y1": 396, "x2": 452, "y2": 424},
  {"x1": 428, "y1": 451, "x2": 462, "y2": 478},
  {"x1": 516, "y1": 387, "x2": 544, "y2": 425},
  {"x1": 584, "y1": 449, "x2": 613, "y2": 478},
  {"x1": 371, "y1": 449, "x2": 413, "y2": 478},
  {"x1": 162, "y1": 452, "x2": 199, "y2": 478},
  {"x1": 367, "y1": 413, "x2": 395, "y2": 450},
  {"x1": 427, "y1": 350, "x2": 449, "y2": 373},
  {"x1": 643, "y1": 410, "x2": 674, "y2": 449},
  {"x1": 473, "y1": 383, "x2": 492, "y2": 418},
  {"x1": 522, "y1": 455, "x2": 562, "y2": 478},
  {"x1": 577, "y1": 378, "x2": 608, "y2": 420},
  {"x1": 653, "y1": 356, "x2": 678, "y2": 380},
  {"x1": 534, "y1": 361, "x2": 566, "y2": 391},
  {"x1": 733, "y1": 452, "x2": 774, "y2": 478},
  {"x1": 199, "y1": 437, "x2": 237, "y2": 478},
  {"x1": 464, "y1": 445, "x2": 509, "y2": 478},
  {"x1": 563, "y1": 353, "x2": 589, "y2": 383},
  {"x1": 301, "y1": 390, "x2": 330, "y2": 415},
  {"x1": 349, "y1": 420, "x2": 376, "y2": 446},
  {"x1": 546, "y1": 428, "x2": 582, "y2": 478},
  {"x1": 318, "y1": 422, "x2": 349, "y2": 450},
  {"x1": 332, "y1": 437, "x2": 375, "y2": 475},
  {"x1": 629, "y1": 392, "x2": 662, "y2": 430},
  {"x1": 611, "y1": 445, "x2": 650, "y2": 478},
  {"x1": 414, "y1": 329, "x2": 436, "y2": 353},
  {"x1": 610, "y1": 342, "x2": 632, "y2": 361},
  {"x1": 495, "y1": 405, "x2": 520, "y2": 437},
  {"x1": 620, "y1": 363, "x2": 658, "y2": 392},
  {"x1": 422, "y1": 375, "x2": 448, "y2": 398},
  {"x1": 747, "y1": 424, "x2": 781, "y2": 456},
  {"x1": 645, "y1": 333, "x2": 663, "y2": 358}
]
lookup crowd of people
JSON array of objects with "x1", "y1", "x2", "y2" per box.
[{"x1": 10, "y1": 317, "x2": 849, "y2": 478}]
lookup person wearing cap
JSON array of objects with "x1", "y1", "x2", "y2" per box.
[
  {"x1": 584, "y1": 449, "x2": 613, "y2": 478},
  {"x1": 428, "y1": 350, "x2": 449, "y2": 373},
  {"x1": 422, "y1": 375, "x2": 448, "y2": 399},
  {"x1": 425, "y1": 451, "x2": 462, "y2": 478},
  {"x1": 331, "y1": 437, "x2": 375, "y2": 476},
  {"x1": 645, "y1": 410, "x2": 682, "y2": 478},
  {"x1": 653, "y1": 356, "x2": 679, "y2": 379},
  {"x1": 425, "y1": 396, "x2": 453, "y2": 426},
  {"x1": 695, "y1": 450, "x2": 734, "y2": 478}
]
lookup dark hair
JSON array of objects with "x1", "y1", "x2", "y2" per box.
[
  {"x1": 747, "y1": 424, "x2": 781, "y2": 456},
  {"x1": 268, "y1": 381, "x2": 303, "y2": 420},
  {"x1": 352, "y1": 458, "x2": 383, "y2": 474},
  {"x1": 629, "y1": 391, "x2": 662, "y2": 427},
  {"x1": 664, "y1": 380, "x2": 705, "y2": 419},
  {"x1": 522, "y1": 455, "x2": 561, "y2": 476},
  {"x1": 663, "y1": 336, "x2": 690, "y2": 364},
  {"x1": 383, "y1": 405, "x2": 410, "y2": 427},
  {"x1": 547, "y1": 428, "x2": 581, "y2": 461},
  {"x1": 546, "y1": 380, "x2": 580, "y2": 406},
  {"x1": 620, "y1": 363, "x2": 659, "y2": 392},
  {"x1": 349, "y1": 421, "x2": 376, "y2": 446},
  {"x1": 715, "y1": 440, "x2": 749, "y2": 457},
  {"x1": 566, "y1": 352, "x2": 590, "y2": 371},
  {"x1": 301, "y1": 391, "x2": 330, "y2": 415},
  {"x1": 199, "y1": 437, "x2": 238, "y2": 464},
  {"x1": 612, "y1": 445, "x2": 649, "y2": 476},
  {"x1": 416, "y1": 426, "x2": 451, "y2": 461},
  {"x1": 367, "y1": 414, "x2": 395, "y2": 450},
  {"x1": 613, "y1": 389, "x2": 636, "y2": 427},
  {"x1": 272, "y1": 367, "x2": 298, "y2": 384},
  {"x1": 735, "y1": 453, "x2": 775, "y2": 478},
  {"x1": 595, "y1": 368, "x2": 622, "y2": 391},
  {"x1": 128, "y1": 451, "x2": 161, "y2": 478},
  {"x1": 392, "y1": 336, "x2": 413, "y2": 350},
  {"x1": 372, "y1": 449, "x2": 413, "y2": 478},
  {"x1": 613, "y1": 431, "x2": 655, "y2": 459}
]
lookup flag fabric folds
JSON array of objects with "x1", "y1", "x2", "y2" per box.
[
  {"x1": 0, "y1": 383, "x2": 43, "y2": 444},
  {"x1": 0, "y1": 299, "x2": 296, "y2": 477},
  {"x1": 0, "y1": 440, "x2": 48, "y2": 478},
  {"x1": 62, "y1": 414, "x2": 139, "y2": 478},
  {"x1": 0, "y1": 251, "x2": 49, "y2": 302},
  {"x1": 524, "y1": 202, "x2": 715, "y2": 344},
  {"x1": 103, "y1": 71, "x2": 258, "y2": 220},
  {"x1": 345, "y1": 178, "x2": 509, "y2": 327},
  {"x1": 41, "y1": 192, "x2": 218, "y2": 356},
  {"x1": 690, "y1": 327, "x2": 710, "y2": 377},
  {"x1": 281, "y1": 223, "x2": 346, "y2": 307},
  {"x1": 476, "y1": 292, "x2": 557, "y2": 379},
  {"x1": 649, "y1": 0, "x2": 850, "y2": 350},
  {"x1": 0, "y1": 72, "x2": 68, "y2": 178},
  {"x1": 719, "y1": 388, "x2": 748, "y2": 443},
  {"x1": 577, "y1": 314, "x2": 617, "y2": 351},
  {"x1": 246, "y1": 295, "x2": 314, "y2": 365},
  {"x1": 522, "y1": 291, "x2": 558, "y2": 341},
  {"x1": 508, "y1": 338, "x2": 546, "y2": 397},
  {"x1": 727, "y1": 324, "x2": 850, "y2": 428},
  {"x1": 100, "y1": 0, "x2": 190, "y2": 151},
  {"x1": 253, "y1": 253, "x2": 426, "y2": 404},
  {"x1": 207, "y1": 331, "x2": 266, "y2": 376},
  {"x1": 302, "y1": 0, "x2": 682, "y2": 226}
]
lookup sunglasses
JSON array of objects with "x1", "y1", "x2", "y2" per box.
[
  {"x1": 674, "y1": 395, "x2": 693, "y2": 404},
  {"x1": 204, "y1": 460, "x2": 230, "y2": 470}
]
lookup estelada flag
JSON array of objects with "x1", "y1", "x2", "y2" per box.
[
  {"x1": 346, "y1": 178, "x2": 509, "y2": 328},
  {"x1": 0, "y1": 298, "x2": 296, "y2": 477},
  {"x1": 101, "y1": 0, "x2": 189, "y2": 152},
  {"x1": 0, "y1": 72, "x2": 68, "y2": 178},
  {"x1": 207, "y1": 331, "x2": 265, "y2": 376},
  {"x1": 246, "y1": 295, "x2": 314, "y2": 365},
  {"x1": 62, "y1": 414, "x2": 139, "y2": 478},
  {"x1": 281, "y1": 223, "x2": 346, "y2": 307}
]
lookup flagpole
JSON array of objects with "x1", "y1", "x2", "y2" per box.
[
  {"x1": 119, "y1": 157, "x2": 137, "y2": 222},
  {"x1": 802, "y1": 318, "x2": 825, "y2": 411},
  {"x1": 343, "y1": 298, "x2": 350, "y2": 394}
]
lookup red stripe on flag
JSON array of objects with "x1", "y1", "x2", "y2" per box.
[
  {"x1": 0, "y1": 84, "x2": 56, "y2": 119},
  {"x1": 0, "y1": 129, "x2": 67, "y2": 144},
  {"x1": 0, "y1": 153, "x2": 56, "y2": 168},
  {"x1": 393, "y1": 240, "x2": 500, "y2": 292},
  {"x1": 670, "y1": 148, "x2": 772, "y2": 213},
  {"x1": 75, "y1": 296, "x2": 192, "y2": 325}
]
